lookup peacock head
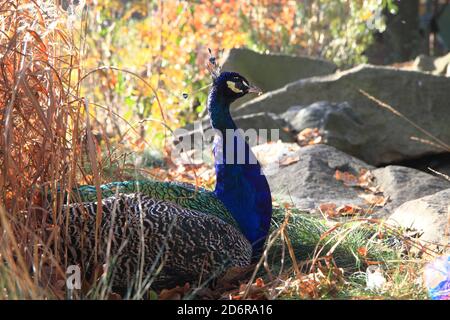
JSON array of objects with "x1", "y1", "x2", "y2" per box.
[{"x1": 212, "y1": 71, "x2": 262, "y2": 104}]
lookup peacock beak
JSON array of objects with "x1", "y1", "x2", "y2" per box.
[{"x1": 248, "y1": 85, "x2": 263, "y2": 96}]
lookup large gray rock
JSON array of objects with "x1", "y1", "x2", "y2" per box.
[
  {"x1": 267, "y1": 144, "x2": 450, "y2": 218},
  {"x1": 267, "y1": 144, "x2": 374, "y2": 212},
  {"x1": 234, "y1": 64, "x2": 450, "y2": 165},
  {"x1": 280, "y1": 101, "x2": 366, "y2": 154},
  {"x1": 280, "y1": 102, "x2": 352, "y2": 132},
  {"x1": 388, "y1": 189, "x2": 450, "y2": 246},
  {"x1": 372, "y1": 166, "x2": 450, "y2": 215},
  {"x1": 221, "y1": 48, "x2": 337, "y2": 108}
]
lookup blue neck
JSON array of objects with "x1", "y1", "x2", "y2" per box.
[{"x1": 208, "y1": 88, "x2": 272, "y2": 260}]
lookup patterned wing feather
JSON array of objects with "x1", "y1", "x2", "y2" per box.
[
  {"x1": 52, "y1": 193, "x2": 251, "y2": 289},
  {"x1": 68, "y1": 180, "x2": 238, "y2": 228}
]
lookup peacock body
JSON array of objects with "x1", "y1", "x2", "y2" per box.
[
  {"x1": 51, "y1": 71, "x2": 272, "y2": 290},
  {"x1": 54, "y1": 193, "x2": 251, "y2": 289}
]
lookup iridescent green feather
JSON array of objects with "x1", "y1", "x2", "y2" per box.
[{"x1": 69, "y1": 180, "x2": 238, "y2": 228}]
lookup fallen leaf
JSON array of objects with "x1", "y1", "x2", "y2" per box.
[
  {"x1": 336, "y1": 204, "x2": 363, "y2": 216},
  {"x1": 319, "y1": 203, "x2": 337, "y2": 217},
  {"x1": 335, "y1": 169, "x2": 381, "y2": 193},
  {"x1": 357, "y1": 247, "x2": 368, "y2": 257},
  {"x1": 158, "y1": 283, "x2": 190, "y2": 300},
  {"x1": 297, "y1": 128, "x2": 323, "y2": 147},
  {"x1": 334, "y1": 170, "x2": 359, "y2": 186},
  {"x1": 108, "y1": 292, "x2": 122, "y2": 300},
  {"x1": 255, "y1": 277, "x2": 265, "y2": 288},
  {"x1": 229, "y1": 278, "x2": 269, "y2": 300},
  {"x1": 359, "y1": 193, "x2": 388, "y2": 207},
  {"x1": 279, "y1": 155, "x2": 300, "y2": 166},
  {"x1": 282, "y1": 202, "x2": 293, "y2": 209}
]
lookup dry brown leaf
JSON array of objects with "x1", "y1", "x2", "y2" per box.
[
  {"x1": 228, "y1": 277, "x2": 269, "y2": 300},
  {"x1": 108, "y1": 292, "x2": 122, "y2": 300},
  {"x1": 158, "y1": 283, "x2": 190, "y2": 300},
  {"x1": 336, "y1": 204, "x2": 364, "y2": 216},
  {"x1": 335, "y1": 169, "x2": 382, "y2": 194},
  {"x1": 334, "y1": 169, "x2": 359, "y2": 186},
  {"x1": 357, "y1": 247, "x2": 368, "y2": 257},
  {"x1": 255, "y1": 277, "x2": 265, "y2": 288},
  {"x1": 297, "y1": 128, "x2": 323, "y2": 147},
  {"x1": 359, "y1": 193, "x2": 389, "y2": 207},
  {"x1": 282, "y1": 202, "x2": 293, "y2": 209},
  {"x1": 319, "y1": 203, "x2": 337, "y2": 217},
  {"x1": 279, "y1": 155, "x2": 300, "y2": 167}
]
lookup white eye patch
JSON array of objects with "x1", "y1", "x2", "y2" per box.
[{"x1": 226, "y1": 81, "x2": 243, "y2": 93}]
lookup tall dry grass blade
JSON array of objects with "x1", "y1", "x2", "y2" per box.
[
  {"x1": 84, "y1": 98, "x2": 103, "y2": 264},
  {"x1": 0, "y1": 1, "x2": 84, "y2": 299}
]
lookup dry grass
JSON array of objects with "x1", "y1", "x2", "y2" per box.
[
  {"x1": 0, "y1": 0, "x2": 87, "y2": 299},
  {"x1": 0, "y1": 1, "x2": 207, "y2": 299}
]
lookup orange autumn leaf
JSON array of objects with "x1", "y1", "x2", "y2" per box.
[
  {"x1": 321, "y1": 203, "x2": 364, "y2": 218},
  {"x1": 359, "y1": 193, "x2": 389, "y2": 207},
  {"x1": 255, "y1": 277, "x2": 265, "y2": 288},
  {"x1": 319, "y1": 203, "x2": 337, "y2": 217},
  {"x1": 283, "y1": 202, "x2": 293, "y2": 209},
  {"x1": 357, "y1": 247, "x2": 368, "y2": 257},
  {"x1": 334, "y1": 169, "x2": 359, "y2": 186},
  {"x1": 336, "y1": 204, "x2": 363, "y2": 216},
  {"x1": 297, "y1": 128, "x2": 323, "y2": 147}
]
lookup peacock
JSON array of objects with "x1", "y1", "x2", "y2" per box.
[{"x1": 49, "y1": 60, "x2": 273, "y2": 292}]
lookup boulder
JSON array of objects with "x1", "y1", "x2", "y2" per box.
[
  {"x1": 234, "y1": 64, "x2": 450, "y2": 165},
  {"x1": 221, "y1": 48, "x2": 337, "y2": 108},
  {"x1": 372, "y1": 165, "x2": 450, "y2": 215},
  {"x1": 267, "y1": 144, "x2": 374, "y2": 212},
  {"x1": 388, "y1": 189, "x2": 450, "y2": 246},
  {"x1": 280, "y1": 101, "x2": 366, "y2": 155},
  {"x1": 266, "y1": 144, "x2": 450, "y2": 218}
]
